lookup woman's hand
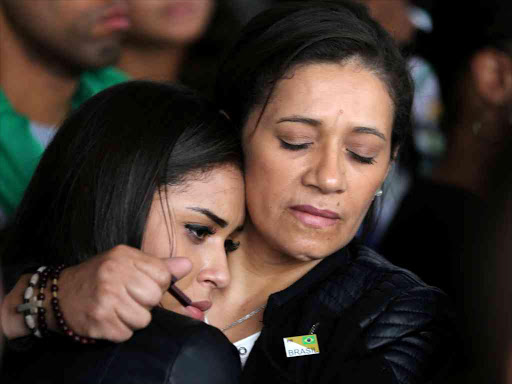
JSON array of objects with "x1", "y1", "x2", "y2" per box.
[{"x1": 1, "y1": 245, "x2": 192, "y2": 342}]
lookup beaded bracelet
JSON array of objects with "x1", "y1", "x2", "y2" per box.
[
  {"x1": 36, "y1": 265, "x2": 51, "y2": 337},
  {"x1": 16, "y1": 266, "x2": 48, "y2": 338},
  {"x1": 50, "y1": 264, "x2": 96, "y2": 344}
]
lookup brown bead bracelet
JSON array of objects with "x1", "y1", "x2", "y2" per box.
[
  {"x1": 37, "y1": 266, "x2": 51, "y2": 337},
  {"x1": 50, "y1": 264, "x2": 96, "y2": 344}
]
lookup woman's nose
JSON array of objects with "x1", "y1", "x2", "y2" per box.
[
  {"x1": 197, "y1": 249, "x2": 231, "y2": 289},
  {"x1": 303, "y1": 145, "x2": 347, "y2": 194}
]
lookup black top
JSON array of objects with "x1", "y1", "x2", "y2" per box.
[
  {"x1": 242, "y1": 241, "x2": 455, "y2": 384},
  {"x1": 2, "y1": 307, "x2": 241, "y2": 384}
]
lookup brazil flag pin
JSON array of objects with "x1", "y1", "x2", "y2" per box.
[{"x1": 283, "y1": 334, "x2": 320, "y2": 358}]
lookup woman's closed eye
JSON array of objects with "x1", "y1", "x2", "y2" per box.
[
  {"x1": 345, "y1": 140, "x2": 382, "y2": 165},
  {"x1": 347, "y1": 149, "x2": 376, "y2": 165},
  {"x1": 280, "y1": 137, "x2": 377, "y2": 164},
  {"x1": 279, "y1": 138, "x2": 313, "y2": 151},
  {"x1": 185, "y1": 224, "x2": 215, "y2": 243}
]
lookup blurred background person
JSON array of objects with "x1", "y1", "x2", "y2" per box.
[
  {"x1": 361, "y1": 1, "x2": 444, "y2": 176},
  {"x1": 117, "y1": 0, "x2": 240, "y2": 98},
  {"x1": 457, "y1": 142, "x2": 512, "y2": 384},
  {"x1": 380, "y1": 0, "x2": 512, "y2": 297},
  {"x1": 230, "y1": 0, "x2": 274, "y2": 25},
  {"x1": 0, "y1": 0, "x2": 129, "y2": 228},
  {"x1": 355, "y1": 0, "x2": 444, "y2": 249},
  {"x1": 378, "y1": 0, "x2": 512, "y2": 375}
]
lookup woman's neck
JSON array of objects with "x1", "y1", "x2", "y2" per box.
[
  {"x1": 222, "y1": 221, "x2": 322, "y2": 306},
  {"x1": 208, "y1": 221, "x2": 322, "y2": 341},
  {"x1": 117, "y1": 42, "x2": 185, "y2": 82}
]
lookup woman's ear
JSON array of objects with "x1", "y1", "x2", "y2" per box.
[{"x1": 471, "y1": 48, "x2": 512, "y2": 107}]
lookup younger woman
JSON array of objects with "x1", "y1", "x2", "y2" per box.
[{"x1": 1, "y1": 81, "x2": 244, "y2": 383}]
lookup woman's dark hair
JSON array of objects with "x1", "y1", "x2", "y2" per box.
[
  {"x1": 1, "y1": 81, "x2": 242, "y2": 289},
  {"x1": 215, "y1": 0, "x2": 413, "y2": 238}
]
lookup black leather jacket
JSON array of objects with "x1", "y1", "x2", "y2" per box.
[
  {"x1": 2, "y1": 308, "x2": 241, "y2": 384},
  {"x1": 241, "y1": 242, "x2": 455, "y2": 384}
]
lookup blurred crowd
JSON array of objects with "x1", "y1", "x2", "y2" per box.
[{"x1": 1, "y1": 0, "x2": 512, "y2": 382}]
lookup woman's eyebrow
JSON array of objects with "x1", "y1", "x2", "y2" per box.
[
  {"x1": 186, "y1": 207, "x2": 227, "y2": 228},
  {"x1": 276, "y1": 115, "x2": 321, "y2": 127},
  {"x1": 277, "y1": 117, "x2": 387, "y2": 141},
  {"x1": 352, "y1": 126, "x2": 386, "y2": 141}
]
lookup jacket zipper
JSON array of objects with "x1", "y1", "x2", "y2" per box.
[{"x1": 309, "y1": 322, "x2": 320, "y2": 334}]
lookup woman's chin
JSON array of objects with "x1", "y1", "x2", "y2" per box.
[
  {"x1": 260, "y1": 217, "x2": 352, "y2": 260},
  {"x1": 281, "y1": 236, "x2": 349, "y2": 262}
]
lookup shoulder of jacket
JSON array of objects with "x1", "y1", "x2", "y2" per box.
[
  {"x1": 352, "y1": 243, "x2": 433, "y2": 288},
  {"x1": 352, "y1": 246, "x2": 456, "y2": 383},
  {"x1": 316, "y1": 243, "x2": 448, "y2": 315}
]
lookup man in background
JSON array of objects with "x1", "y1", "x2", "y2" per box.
[
  {"x1": 0, "y1": 0, "x2": 130, "y2": 226},
  {"x1": 355, "y1": 0, "x2": 444, "y2": 250}
]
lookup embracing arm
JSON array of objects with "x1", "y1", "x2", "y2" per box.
[{"x1": 1, "y1": 245, "x2": 192, "y2": 342}]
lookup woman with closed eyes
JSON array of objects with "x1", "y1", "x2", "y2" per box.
[{"x1": 2, "y1": 1, "x2": 455, "y2": 383}]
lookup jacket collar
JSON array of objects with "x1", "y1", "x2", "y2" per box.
[{"x1": 263, "y1": 242, "x2": 355, "y2": 321}]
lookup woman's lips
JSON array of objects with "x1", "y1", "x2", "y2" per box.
[
  {"x1": 98, "y1": 5, "x2": 131, "y2": 33},
  {"x1": 289, "y1": 205, "x2": 340, "y2": 228},
  {"x1": 184, "y1": 301, "x2": 212, "y2": 322}
]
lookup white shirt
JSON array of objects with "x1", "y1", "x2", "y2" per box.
[
  {"x1": 204, "y1": 316, "x2": 261, "y2": 368},
  {"x1": 233, "y1": 332, "x2": 261, "y2": 368}
]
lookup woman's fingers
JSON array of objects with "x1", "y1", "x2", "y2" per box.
[
  {"x1": 124, "y1": 269, "x2": 164, "y2": 308},
  {"x1": 102, "y1": 300, "x2": 152, "y2": 343},
  {"x1": 131, "y1": 256, "x2": 192, "y2": 293},
  {"x1": 54, "y1": 245, "x2": 192, "y2": 341},
  {"x1": 85, "y1": 310, "x2": 135, "y2": 342},
  {"x1": 164, "y1": 257, "x2": 193, "y2": 282}
]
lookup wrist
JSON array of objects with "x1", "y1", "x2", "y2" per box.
[{"x1": 0, "y1": 268, "x2": 63, "y2": 340}]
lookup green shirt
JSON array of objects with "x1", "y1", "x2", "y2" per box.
[{"x1": 0, "y1": 67, "x2": 128, "y2": 217}]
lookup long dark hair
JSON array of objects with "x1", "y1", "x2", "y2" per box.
[
  {"x1": 1, "y1": 81, "x2": 242, "y2": 289},
  {"x1": 215, "y1": 0, "x2": 413, "y2": 238}
]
